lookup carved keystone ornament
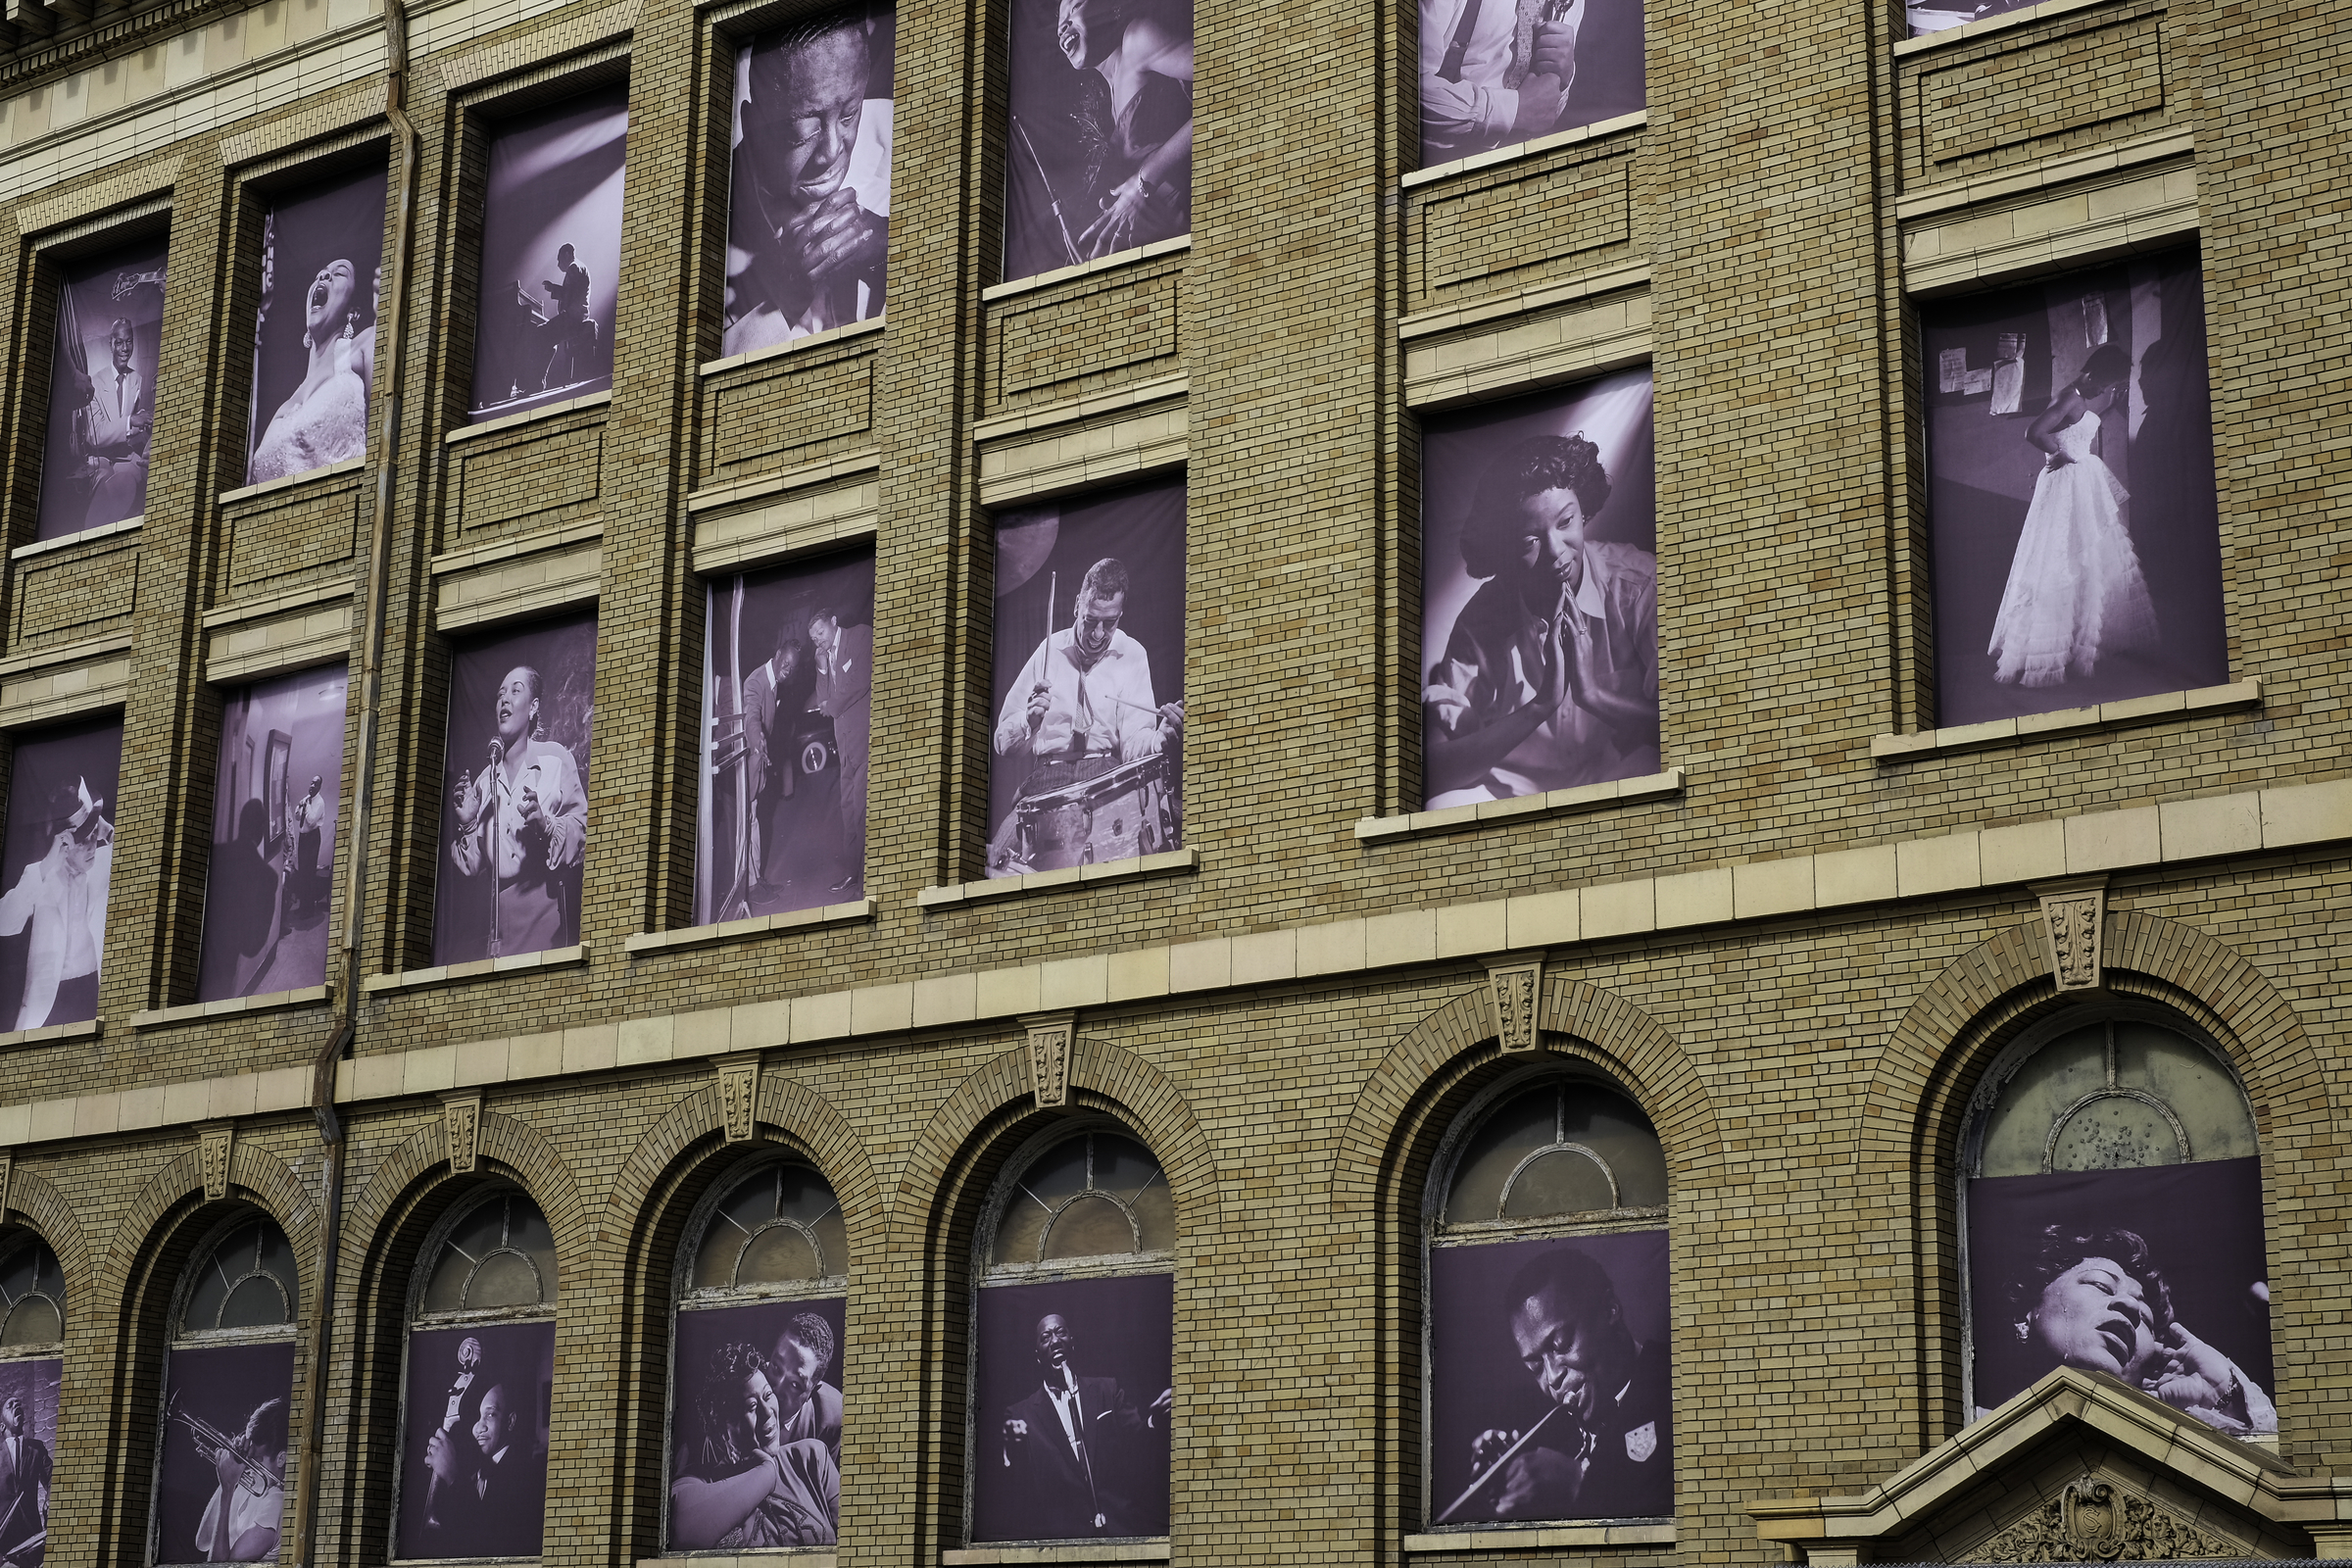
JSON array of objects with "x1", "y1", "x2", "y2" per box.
[
  {"x1": 1487, "y1": 959, "x2": 1544, "y2": 1054},
  {"x1": 197, "y1": 1123, "x2": 234, "y2": 1201},
  {"x1": 716, "y1": 1055, "x2": 761, "y2": 1144},
  {"x1": 1023, "y1": 1013, "x2": 1075, "y2": 1108},
  {"x1": 1968, "y1": 1480, "x2": 2235, "y2": 1563},
  {"x1": 2034, "y1": 877, "x2": 2107, "y2": 993},
  {"x1": 442, "y1": 1094, "x2": 483, "y2": 1174}
]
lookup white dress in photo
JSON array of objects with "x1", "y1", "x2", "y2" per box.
[{"x1": 1986, "y1": 410, "x2": 2158, "y2": 687}]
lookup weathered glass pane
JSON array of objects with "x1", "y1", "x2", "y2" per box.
[
  {"x1": 1501, "y1": 1146, "x2": 1616, "y2": 1218},
  {"x1": 1041, "y1": 1193, "x2": 1137, "y2": 1260}
]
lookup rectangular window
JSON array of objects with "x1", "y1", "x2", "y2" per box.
[
  {"x1": 197, "y1": 664, "x2": 349, "y2": 1002},
  {"x1": 38, "y1": 240, "x2": 167, "y2": 541},
  {"x1": 724, "y1": 6, "x2": 894, "y2": 357},
  {"x1": 0, "y1": 716, "x2": 122, "y2": 1031},
  {"x1": 246, "y1": 165, "x2": 389, "y2": 487},
  {"x1": 697, "y1": 549, "x2": 875, "y2": 922},
  {"x1": 1419, "y1": 0, "x2": 1647, "y2": 167},
  {"x1": 432, "y1": 614, "x2": 596, "y2": 965},
  {"x1": 466, "y1": 85, "x2": 629, "y2": 421},
  {"x1": 396, "y1": 1319, "x2": 557, "y2": 1558},
  {"x1": 986, "y1": 478, "x2": 1186, "y2": 879},
  {"x1": 1002, "y1": 0, "x2": 1192, "y2": 282},
  {"x1": 1420, "y1": 368, "x2": 1658, "y2": 810},
  {"x1": 1919, "y1": 248, "x2": 2226, "y2": 727}
]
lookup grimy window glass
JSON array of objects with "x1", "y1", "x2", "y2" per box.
[
  {"x1": 1425, "y1": 1075, "x2": 1673, "y2": 1530},
  {"x1": 1962, "y1": 1009, "x2": 2274, "y2": 1438},
  {"x1": 152, "y1": 1212, "x2": 298, "y2": 1566},
  {"x1": 394, "y1": 1189, "x2": 558, "y2": 1560},
  {"x1": 970, "y1": 1125, "x2": 1175, "y2": 1544},
  {"x1": 667, "y1": 1158, "x2": 849, "y2": 1552}
]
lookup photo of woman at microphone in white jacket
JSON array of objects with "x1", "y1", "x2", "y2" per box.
[{"x1": 435, "y1": 617, "x2": 594, "y2": 964}]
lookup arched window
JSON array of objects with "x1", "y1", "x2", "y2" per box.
[
  {"x1": 1962, "y1": 1007, "x2": 2274, "y2": 1436},
  {"x1": 1424, "y1": 1073, "x2": 1673, "y2": 1531},
  {"x1": 666, "y1": 1157, "x2": 849, "y2": 1552},
  {"x1": 0, "y1": 1232, "x2": 63, "y2": 1562},
  {"x1": 968, "y1": 1124, "x2": 1174, "y2": 1544},
  {"x1": 394, "y1": 1189, "x2": 557, "y2": 1561},
  {"x1": 152, "y1": 1212, "x2": 299, "y2": 1565}
]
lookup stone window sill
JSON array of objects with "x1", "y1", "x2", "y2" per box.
[
  {"x1": 641, "y1": 1555, "x2": 836, "y2": 1568},
  {"x1": 444, "y1": 388, "x2": 613, "y2": 445},
  {"x1": 1893, "y1": 0, "x2": 2122, "y2": 56},
  {"x1": 130, "y1": 985, "x2": 329, "y2": 1030},
  {"x1": 0, "y1": 1016, "x2": 100, "y2": 1051},
  {"x1": 944, "y1": 1545, "x2": 1170, "y2": 1566},
  {"x1": 625, "y1": 899, "x2": 876, "y2": 956},
  {"x1": 218, "y1": 454, "x2": 365, "y2": 506},
  {"x1": 1872, "y1": 679, "x2": 2260, "y2": 762},
  {"x1": 362, "y1": 944, "x2": 590, "y2": 996},
  {"x1": 10, "y1": 514, "x2": 140, "y2": 560},
  {"x1": 919, "y1": 848, "x2": 1200, "y2": 909},
  {"x1": 983, "y1": 235, "x2": 1189, "y2": 304},
  {"x1": 1402, "y1": 109, "x2": 1647, "y2": 190},
  {"x1": 1404, "y1": 1524, "x2": 1675, "y2": 1552},
  {"x1": 1358, "y1": 768, "x2": 1686, "y2": 842},
  {"x1": 701, "y1": 313, "x2": 885, "y2": 377}
]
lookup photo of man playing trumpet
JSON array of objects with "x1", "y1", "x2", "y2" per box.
[
  {"x1": 1429, "y1": 1234, "x2": 1671, "y2": 1525},
  {"x1": 155, "y1": 1341, "x2": 295, "y2": 1564}
]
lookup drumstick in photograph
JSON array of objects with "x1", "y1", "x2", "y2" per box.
[{"x1": 1432, "y1": 1402, "x2": 1573, "y2": 1526}]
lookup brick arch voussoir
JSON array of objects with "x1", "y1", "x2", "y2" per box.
[
  {"x1": 1331, "y1": 980, "x2": 1719, "y2": 1218},
  {"x1": 1861, "y1": 920, "x2": 2050, "y2": 1164},
  {"x1": 888, "y1": 1038, "x2": 1222, "y2": 1257},
  {"x1": 340, "y1": 1108, "x2": 588, "y2": 1282},
  {"x1": 339, "y1": 1118, "x2": 447, "y2": 1284},
  {"x1": 3, "y1": 1165, "x2": 90, "y2": 1298},
  {"x1": 98, "y1": 1141, "x2": 321, "y2": 1308},
  {"x1": 592, "y1": 1073, "x2": 884, "y2": 1270}
]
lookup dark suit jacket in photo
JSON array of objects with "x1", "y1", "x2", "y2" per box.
[{"x1": 995, "y1": 1375, "x2": 1158, "y2": 1539}]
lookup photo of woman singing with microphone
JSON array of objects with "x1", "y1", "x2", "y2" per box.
[{"x1": 431, "y1": 615, "x2": 595, "y2": 966}]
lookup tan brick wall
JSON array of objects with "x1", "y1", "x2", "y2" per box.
[{"x1": 0, "y1": 0, "x2": 2336, "y2": 1558}]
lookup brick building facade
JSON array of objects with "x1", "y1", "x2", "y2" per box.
[{"x1": 0, "y1": 0, "x2": 2339, "y2": 1558}]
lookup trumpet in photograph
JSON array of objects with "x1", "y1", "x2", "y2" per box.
[{"x1": 168, "y1": 1396, "x2": 275, "y2": 1498}]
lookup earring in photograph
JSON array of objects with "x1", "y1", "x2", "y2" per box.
[
  {"x1": 2015, "y1": 1320, "x2": 2033, "y2": 1343},
  {"x1": 342, "y1": 313, "x2": 359, "y2": 341}
]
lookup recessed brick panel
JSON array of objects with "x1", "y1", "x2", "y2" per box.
[
  {"x1": 224, "y1": 477, "x2": 364, "y2": 593},
  {"x1": 994, "y1": 272, "x2": 1179, "y2": 399},
  {"x1": 1920, "y1": 20, "x2": 2165, "y2": 168},
  {"x1": 1416, "y1": 152, "x2": 1633, "y2": 299},
  {"x1": 453, "y1": 422, "x2": 604, "y2": 536}
]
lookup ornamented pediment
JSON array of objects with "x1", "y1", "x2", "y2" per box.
[
  {"x1": 1968, "y1": 1480, "x2": 2237, "y2": 1563},
  {"x1": 1749, "y1": 1368, "x2": 2352, "y2": 1565}
]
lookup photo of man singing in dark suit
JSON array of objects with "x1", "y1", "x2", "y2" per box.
[{"x1": 994, "y1": 1311, "x2": 1171, "y2": 1539}]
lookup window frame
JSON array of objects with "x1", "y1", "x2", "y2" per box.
[
  {"x1": 150, "y1": 1206, "x2": 303, "y2": 1568},
  {"x1": 0, "y1": 1231, "x2": 66, "y2": 1355},
  {"x1": 964, "y1": 1115, "x2": 1178, "y2": 1547},
  {"x1": 1955, "y1": 1000, "x2": 2259, "y2": 1422},
  {"x1": 662, "y1": 1151, "x2": 850, "y2": 1557},
  {"x1": 1420, "y1": 1064, "x2": 1674, "y2": 1533}
]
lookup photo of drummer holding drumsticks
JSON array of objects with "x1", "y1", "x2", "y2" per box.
[
  {"x1": 991, "y1": 557, "x2": 1183, "y2": 813},
  {"x1": 1445, "y1": 1248, "x2": 1670, "y2": 1523}
]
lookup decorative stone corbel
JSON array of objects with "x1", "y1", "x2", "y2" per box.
[
  {"x1": 1487, "y1": 958, "x2": 1544, "y2": 1054},
  {"x1": 197, "y1": 1123, "x2": 235, "y2": 1201},
  {"x1": 442, "y1": 1093, "x2": 483, "y2": 1174},
  {"x1": 2032, "y1": 876, "x2": 2108, "y2": 992},
  {"x1": 715, "y1": 1054, "x2": 761, "y2": 1144},
  {"x1": 1023, "y1": 1012, "x2": 1075, "y2": 1108}
]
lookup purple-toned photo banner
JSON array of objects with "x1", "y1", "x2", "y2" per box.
[
  {"x1": 988, "y1": 478, "x2": 1185, "y2": 879},
  {"x1": 724, "y1": 6, "x2": 894, "y2": 356},
  {"x1": 1422, "y1": 369, "x2": 1657, "y2": 809},
  {"x1": 468, "y1": 87, "x2": 627, "y2": 421},
  {"x1": 971, "y1": 1273, "x2": 1172, "y2": 1543},
  {"x1": 247, "y1": 165, "x2": 387, "y2": 487},
  {"x1": 667, "y1": 1297, "x2": 847, "y2": 1550},
  {"x1": 0, "y1": 716, "x2": 122, "y2": 1032},
  {"x1": 38, "y1": 238, "x2": 167, "y2": 541},
  {"x1": 1922, "y1": 248, "x2": 2225, "y2": 728},
  {"x1": 1427, "y1": 1230, "x2": 1671, "y2": 1526},
  {"x1": 699, "y1": 552, "x2": 874, "y2": 924},
  {"x1": 1418, "y1": 0, "x2": 1645, "y2": 168},
  {"x1": 397, "y1": 1319, "x2": 556, "y2": 1559},
  {"x1": 199, "y1": 664, "x2": 348, "y2": 1002},
  {"x1": 0, "y1": 1355, "x2": 61, "y2": 1567},
  {"x1": 1002, "y1": 0, "x2": 1192, "y2": 282},
  {"x1": 432, "y1": 615, "x2": 595, "y2": 966},
  {"x1": 1968, "y1": 1156, "x2": 2274, "y2": 1436},
  {"x1": 155, "y1": 1340, "x2": 292, "y2": 1564}
]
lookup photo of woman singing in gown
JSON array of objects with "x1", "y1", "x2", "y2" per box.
[{"x1": 1984, "y1": 345, "x2": 2157, "y2": 690}]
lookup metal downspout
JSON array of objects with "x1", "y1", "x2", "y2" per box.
[{"x1": 291, "y1": 0, "x2": 418, "y2": 1557}]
